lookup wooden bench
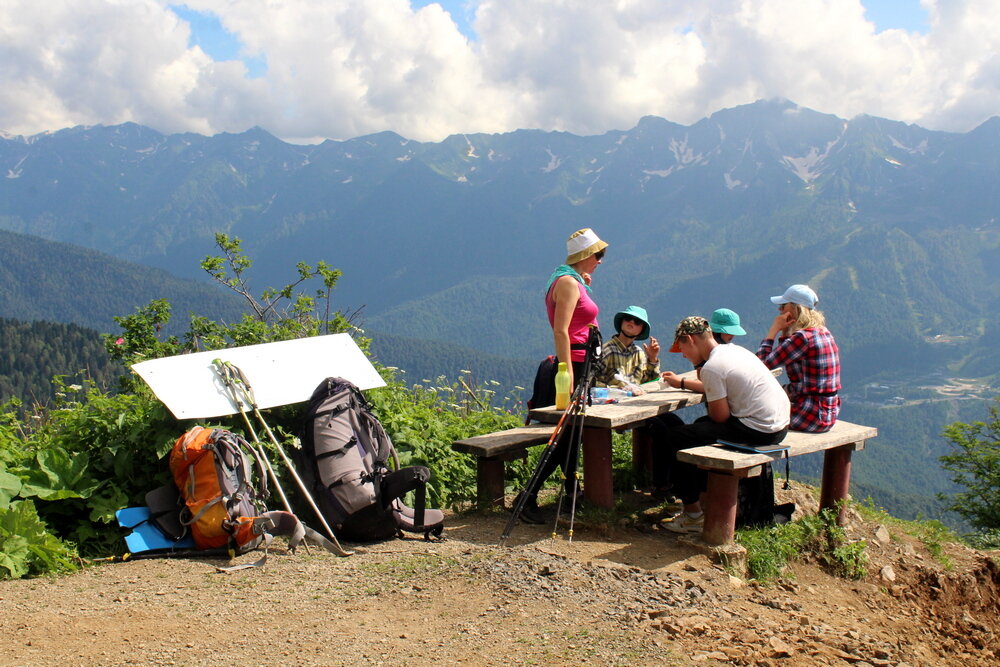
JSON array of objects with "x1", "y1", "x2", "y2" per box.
[
  {"x1": 452, "y1": 424, "x2": 556, "y2": 507},
  {"x1": 675, "y1": 420, "x2": 878, "y2": 545}
]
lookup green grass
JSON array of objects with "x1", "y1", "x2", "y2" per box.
[
  {"x1": 857, "y1": 497, "x2": 958, "y2": 569},
  {"x1": 736, "y1": 506, "x2": 869, "y2": 583}
]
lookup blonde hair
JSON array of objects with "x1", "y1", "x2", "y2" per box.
[{"x1": 786, "y1": 304, "x2": 826, "y2": 334}]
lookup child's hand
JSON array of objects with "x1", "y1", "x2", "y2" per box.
[{"x1": 644, "y1": 336, "x2": 660, "y2": 363}]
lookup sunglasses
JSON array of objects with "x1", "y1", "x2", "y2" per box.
[
  {"x1": 594, "y1": 249, "x2": 606, "y2": 261},
  {"x1": 621, "y1": 316, "x2": 642, "y2": 324}
]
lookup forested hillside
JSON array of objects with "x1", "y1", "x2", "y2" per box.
[
  {"x1": 0, "y1": 229, "x2": 245, "y2": 334},
  {"x1": 368, "y1": 329, "x2": 534, "y2": 397},
  {"x1": 0, "y1": 317, "x2": 121, "y2": 405}
]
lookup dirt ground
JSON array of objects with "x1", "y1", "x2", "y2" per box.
[{"x1": 1, "y1": 483, "x2": 998, "y2": 667}]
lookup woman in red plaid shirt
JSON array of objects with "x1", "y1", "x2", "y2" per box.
[{"x1": 757, "y1": 284, "x2": 841, "y2": 433}]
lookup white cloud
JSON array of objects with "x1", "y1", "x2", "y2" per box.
[{"x1": 0, "y1": 0, "x2": 998, "y2": 141}]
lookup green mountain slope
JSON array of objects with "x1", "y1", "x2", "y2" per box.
[{"x1": 0, "y1": 228, "x2": 244, "y2": 334}]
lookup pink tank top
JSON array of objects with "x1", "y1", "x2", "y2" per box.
[{"x1": 546, "y1": 278, "x2": 599, "y2": 362}]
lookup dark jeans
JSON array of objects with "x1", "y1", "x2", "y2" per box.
[
  {"x1": 644, "y1": 412, "x2": 685, "y2": 488},
  {"x1": 655, "y1": 415, "x2": 788, "y2": 506},
  {"x1": 529, "y1": 360, "x2": 586, "y2": 498}
]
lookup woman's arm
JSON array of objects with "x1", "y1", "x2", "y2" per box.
[
  {"x1": 758, "y1": 329, "x2": 809, "y2": 369},
  {"x1": 551, "y1": 275, "x2": 580, "y2": 387}
]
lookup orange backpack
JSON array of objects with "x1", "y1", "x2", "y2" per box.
[{"x1": 169, "y1": 426, "x2": 270, "y2": 551}]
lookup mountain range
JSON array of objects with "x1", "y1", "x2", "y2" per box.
[
  {"x1": 3, "y1": 98, "x2": 998, "y2": 381},
  {"x1": 3, "y1": 99, "x2": 999, "y2": 527}
]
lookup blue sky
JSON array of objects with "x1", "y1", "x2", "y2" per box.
[
  {"x1": 859, "y1": 0, "x2": 929, "y2": 33},
  {"x1": 3, "y1": 0, "x2": 996, "y2": 142}
]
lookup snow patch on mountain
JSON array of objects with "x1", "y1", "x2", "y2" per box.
[
  {"x1": 889, "y1": 135, "x2": 928, "y2": 155},
  {"x1": 542, "y1": 149, "x2": 561, "y2": 173},
  {"x1": 669, "y1": 136, "x2": 701, "y2": 165},
  {"x1": 464, "y1": 135, "x2": 479, "y2": 158}
]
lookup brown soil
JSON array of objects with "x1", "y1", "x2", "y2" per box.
[{"x1": 1, "y1": 483, "x2": 998, "y2": 666}]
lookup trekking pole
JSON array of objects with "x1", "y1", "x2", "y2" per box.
[
  {"x1": 500, "y1": 370, "x2": 582, "y2": 546},
  {"x1": 553, "y1": 325, "x2": 602, "y2": 542},
  {"x1": 550, "y1": 386, "x2": 588, "y2": 541},
  {"x1": 498, "y1": 391, "x2": 579, "y2": 546},
  {"x1": 212, "y1": 361, "x2": 311, "y2": 554},
  {"x1": 222, "y1": 361, "x2": 353, "y2": 557}
]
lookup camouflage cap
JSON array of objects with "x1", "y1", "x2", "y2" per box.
[{"x1": 669, "y1": 316, "x2": 711, "y2": 353}]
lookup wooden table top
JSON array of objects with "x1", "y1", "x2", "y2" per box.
[
  {"x1": 527, "y1": 366, "x2": 784, "y2": 430},
  {"x1": 527, "y1": 371, "x2": 704, "y2": 430}
]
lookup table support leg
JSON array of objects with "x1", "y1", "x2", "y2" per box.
[
  {"x1": 820, "y1": 446, "x2": 853, "y2": 525},
  {"x1": 702, "y1": 472, "x2": 739, "y2": 546},
  {"x1": 582, "y1": 427, "x2": 614, "y2": 509},
  {"x1": 477, "y1": 458, "x2": 505, "y2": 509}
]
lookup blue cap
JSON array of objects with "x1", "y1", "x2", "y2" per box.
[{"x1": 770, "y1": 284, "x2": 818, "y2": 309}]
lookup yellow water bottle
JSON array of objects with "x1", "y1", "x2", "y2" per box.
[{"x1": 555, "y1": 362, "x2": 570, "y2": 409}]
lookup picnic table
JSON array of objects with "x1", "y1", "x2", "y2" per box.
[
  {"x1": 526, "y1": 373, "x2": 704, "y2": 509},
  {"x1": 453, "y1": 370, "x2": 875, "y2": 545}
]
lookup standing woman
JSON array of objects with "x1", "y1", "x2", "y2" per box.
[
  {"x1": 517, "y1": 228, "x2": 607, "y2": 523},
  {"x1": 757, "y1": 284, "x2": 841, "y2": 433},
  {"x1": 546, "y1": 228, "x2": 608, "y2": 388}
]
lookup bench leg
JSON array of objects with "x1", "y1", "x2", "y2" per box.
[
  {"x1": 820, "y1": 445, "x2": 853, "y2": 524},
  {"x1": 477, "y1": 458, "x2": 506, "y2": 509},
  {"x1": 631, "y1": 427, "x2": 653, "y2": 487},
  {"x1": 702, "y1": 471, "x2": 739, "y2": 546},
  {"x1": 582, "y1": 427, "x2": 614, "y2": 509}
]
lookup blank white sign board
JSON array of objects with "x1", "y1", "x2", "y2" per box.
[{"x1": 131, "y1": 334, "x2": 385, "y2": 420}]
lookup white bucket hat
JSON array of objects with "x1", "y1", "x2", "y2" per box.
[{"x1": 565, "y1": 228, "x2": 608, "y2": 264}]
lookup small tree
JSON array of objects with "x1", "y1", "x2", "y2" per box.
[{"x1": 938, "y1": 399, "x2": 1000, "y2": 541}]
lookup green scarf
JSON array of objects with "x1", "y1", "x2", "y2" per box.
[{"x1": 545, "y1": 264, "x2": 591, "y2": 294}]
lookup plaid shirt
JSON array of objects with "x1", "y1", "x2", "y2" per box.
[
  {"x1": 757, "y1": 327, "x2": 841, "y2": 433},
  {"x1": 594, "y1": 335, "x2": 660, "y2": 388}
]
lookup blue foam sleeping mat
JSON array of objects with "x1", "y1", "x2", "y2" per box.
[{"x1": 115, "y1": 506, "x2": 195, "y2": 553}]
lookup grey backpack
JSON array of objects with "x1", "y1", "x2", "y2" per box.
[{"x1": 296, "y1": 377, "x2": 444, "y2": 541}]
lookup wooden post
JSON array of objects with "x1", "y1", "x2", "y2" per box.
[
  {"x1": 631, "y1": 426, "x2": 653, "y2": 487},
  {"x1": 820, "y1": 446, "x2": 853, "y2": 524},
  {"x1": 582, "y1": 427, "x2": 614, "y2": 508},
  {"x1": 702, "y1": 471, "x2": 739, "y2": 545},
  {"x1": 477, "y1": 458, "x2": 506, "y2": 509}
]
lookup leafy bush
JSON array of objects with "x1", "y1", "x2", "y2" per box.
[
  {"x1": 0, "y1": 235, "x2": 520, "y2": 578},
  {"x1": 371, "y1": 370, "x2": 521, "y2": 509},
  {"x1": 939, "y1": 398, "x2": 1000, "y2": 545}
]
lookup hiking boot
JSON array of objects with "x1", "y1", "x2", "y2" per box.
[
  {"x1": 664, "y1": 512, "x2": 704, "y2": 534},
  {"x1": 512, "y1": 492, "x2": 544, "y2": 525},
  {"x1": 563, "y1": 487, "x2": 585, "y2": 508}
]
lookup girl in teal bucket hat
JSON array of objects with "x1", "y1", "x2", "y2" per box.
[
  {"x1": 709, "y1": 308, "x2": 746, "y2": 343},
  {"x1": 594, "y1": 305, "x2": 660, "y2": 394}
]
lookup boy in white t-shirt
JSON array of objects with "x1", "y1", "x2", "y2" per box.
[{"x1": 657, "y1": 316, "x2": 790, "y2": 534}]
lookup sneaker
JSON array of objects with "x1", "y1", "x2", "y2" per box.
[
  {"x1": 658, "y1": 509, "x2": 684, "y2": 524},
  {"x1": 664, "y1": 512, "x2": 704, "y2": 534}
]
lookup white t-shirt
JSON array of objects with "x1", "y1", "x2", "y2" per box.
[{"x1": 701, "y1": 343, "x2": 790, "y2": 433}]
